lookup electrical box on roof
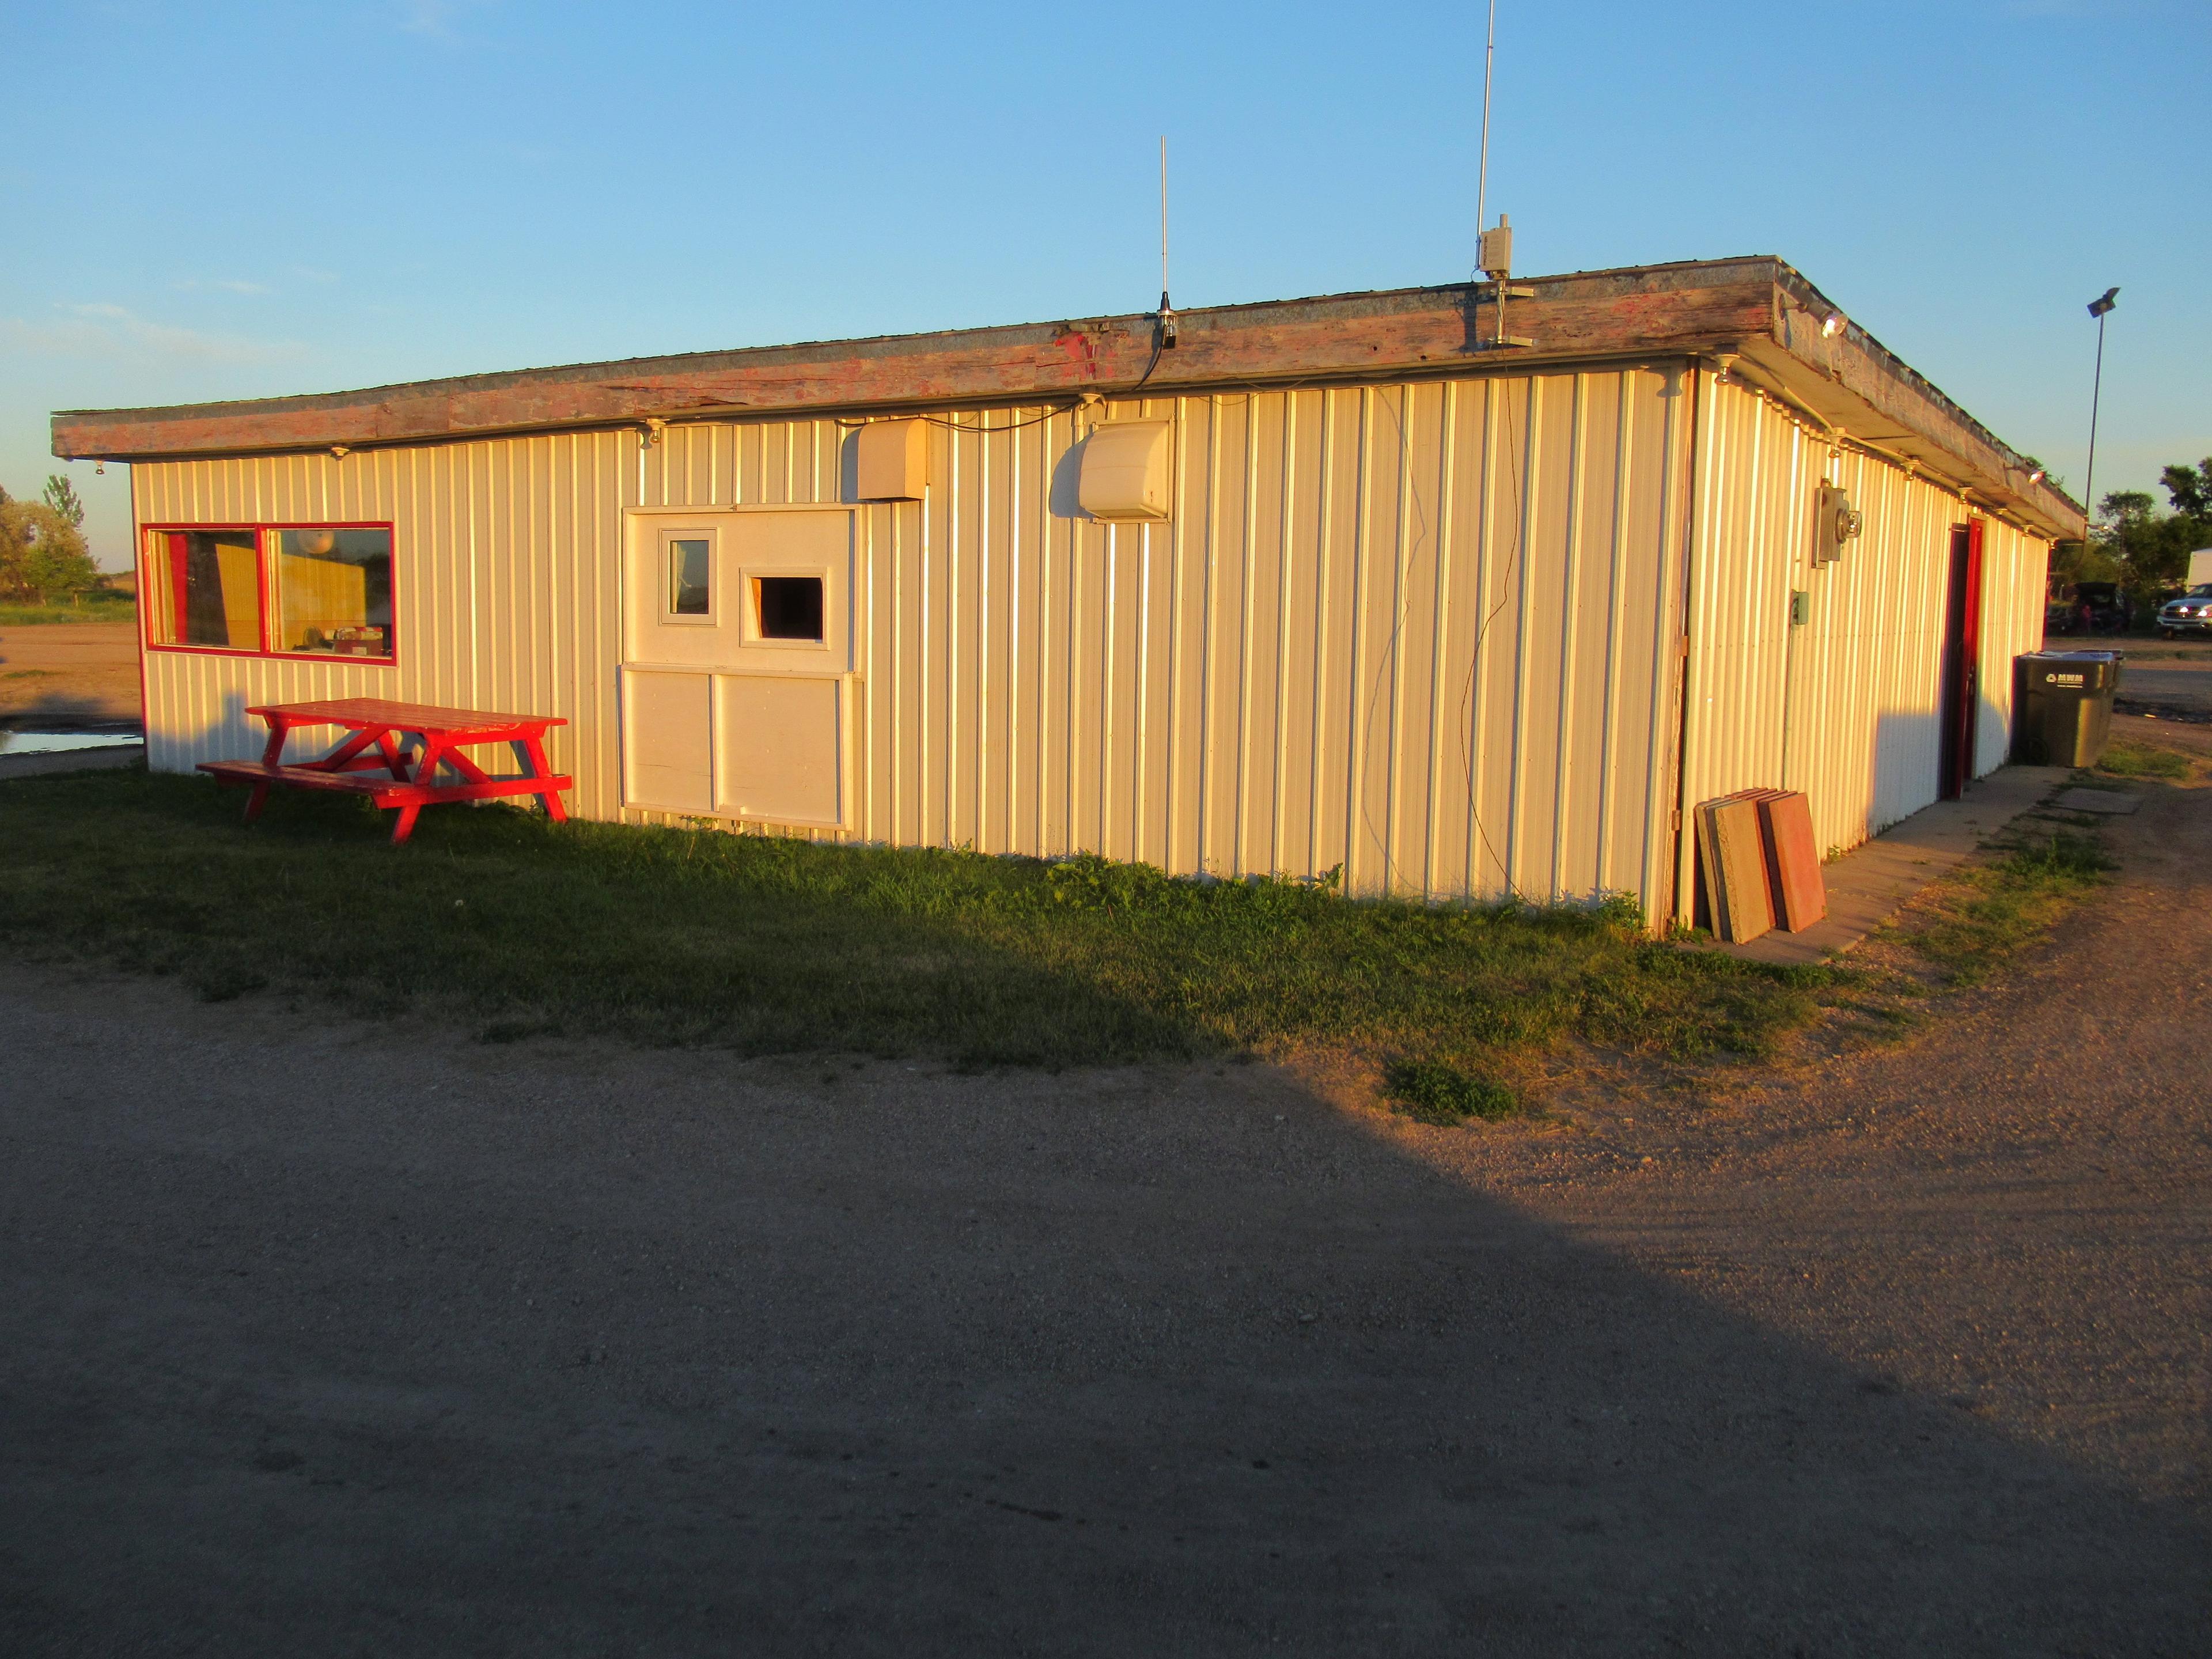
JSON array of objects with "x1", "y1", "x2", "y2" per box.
[{"x1": 1078, "y1": 420, "x2": 1173, "y2": 521}]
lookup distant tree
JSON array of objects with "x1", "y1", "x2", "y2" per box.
[
  {"x1": 2094, "y1": 487, "x2": 2199, "y2": 594},
  {"x1": 41, "y1": 474, "x2": 86, "y2": 529},
  {"x1": 2047, "y1": 536, "x2": 2115, "y2": 594},
  {"x1": 0, "y1": 498, "x2": 101, "y2": 604},
  {"x1": 2160, "y1": 457, "x2": 2212, "y2": 523}
]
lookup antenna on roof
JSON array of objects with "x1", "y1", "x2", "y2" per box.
[
  {"x1": 1471, "y1": 1, "x2": 1533, "y2": 350},
  {"x1": 1475, "y1": 0, "x2": 1497, "y2": 254},
  {"x1": 1157, "y1": 136, "x2": 1177, "y2": 349}
]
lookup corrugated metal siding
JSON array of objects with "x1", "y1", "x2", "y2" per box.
[
  {"x1": 133, "y1": 367, "x2": 1696, "y2": 915},
  {"x1": 1677, "y1": 376, "x2": 2051, "y2": 918},
  {"x1": 1974, "y1": 515, "x2": 2050, "y2": 768},
  {"x1": 637, "y1": 369, "x2": 1694, "y2": 910},
  {"x1": 132, "y1": 432, "x2": 635, "y2": 819}
]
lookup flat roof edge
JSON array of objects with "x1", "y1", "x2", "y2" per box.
[{"x1": 51, "y1": 253, "x2": 2079, "y2": 540}]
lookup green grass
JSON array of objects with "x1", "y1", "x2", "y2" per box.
[
  {"x1": 0, "y1": 768, "x2": 1834, "y2": 1075},
  {"x1": 2096, "y1": 741, "x2": 2190, "y2": 781},
  {"x1": 0, "y1": 596, "x2": 138, "y2": 625},
  {"x1": 1898, "y1": 828, "x2": 2114, "y2": 987},
  {"x1": 1383, "y1": 1059, "x2": 1519, "y2": 1124}
]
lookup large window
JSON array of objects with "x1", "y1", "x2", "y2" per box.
[{"x1": 146, "y1": 523, "x2": 395, "y2": 660}]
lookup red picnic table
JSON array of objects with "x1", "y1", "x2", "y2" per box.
[{"x1": 198, "y1": 698, "x2": 573, "y2": 844}]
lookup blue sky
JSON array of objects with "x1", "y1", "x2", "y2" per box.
[{"x1": 5, "y1": 0, "x2": 2203, "y2": 567}]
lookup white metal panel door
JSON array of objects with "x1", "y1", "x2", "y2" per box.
[
  {"x1": 715, "y1": 675, "x2": 847, "y2": 826},
  {"x1": 622, "y1": 668, "x2": 713, "y2": 812}
]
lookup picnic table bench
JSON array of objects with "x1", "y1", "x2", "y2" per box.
[{"x1": 198, "y1": 697, "x2": 571, "y2": 844}]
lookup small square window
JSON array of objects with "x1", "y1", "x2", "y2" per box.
[
  {"x1": 669, "y1": 539, "x2": 711, "y2": 615},
  {"x1": 755, "y1": 575, "x2": 824, "y2": 641}
]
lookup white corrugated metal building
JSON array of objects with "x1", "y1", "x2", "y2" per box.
[{"x1": 53, "y1": 257, "x2": 2082, "y2": 929}]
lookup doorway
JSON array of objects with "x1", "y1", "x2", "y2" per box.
[{"x1": 1938, "y1": 520, "x2": 1984, "y2": 800}]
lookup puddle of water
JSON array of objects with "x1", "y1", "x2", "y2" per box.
[{"x1": 0, "y1": 731, "x2": 144, "y2": 756}]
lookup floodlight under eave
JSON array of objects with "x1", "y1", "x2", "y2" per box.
[{"x1": 2087, "y1": 287, "x2": 2119, "y2": 318}]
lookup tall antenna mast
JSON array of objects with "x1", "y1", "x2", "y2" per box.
[
  {"x1": 1475, "y1": 0, "x2": 1497, "y2": 250},
  {"x1": 1469, "y1": 0, "x2": 1529, "y2": 349},
  {"x1": 1160, "y1": 135, "x2": 1170, "y2": 304},
  {"x1": 1157, "y1": 135, "x2": 1177, "y2": 347}
]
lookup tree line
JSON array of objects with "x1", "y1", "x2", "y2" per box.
[
  {"x1": 2048, "y1": 457, "x2": 2212, "y2": 594},
  {"x1": 0, "y1": 476, "x2": 101, "y2": 604}
]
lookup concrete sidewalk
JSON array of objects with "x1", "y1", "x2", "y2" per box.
[
  {"x1": 1722, "y1": 764, "x2": 2074, "y2": 965},
  {"x1": 0, "y1": 744, "x2": 143, "y2": 782}
]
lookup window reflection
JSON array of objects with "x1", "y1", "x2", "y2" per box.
[
  {"x1": 278, "y1": 527, "x2": 393, "y2": 656},
  {"x1": 168, "y1": 530, "x2": 262, "y2": 647},
  {"x1": 669, "y1": 539, "x2": 710, "y2": 615}
]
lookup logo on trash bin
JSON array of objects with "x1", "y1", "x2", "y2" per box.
[{"x1": 2049, "y1": 672, "x2": 2084, "y2": 686}]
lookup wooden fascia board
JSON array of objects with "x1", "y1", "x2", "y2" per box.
[
  {"x1": 1747, "y1": 286, "x2": 2084, "y2": 542},
  {"x1": 52, "y1": 265, "x2": 1781, "y2": 463}
]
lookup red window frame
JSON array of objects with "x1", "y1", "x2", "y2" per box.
[{"x1": 141, "y1": 520, "x2": 399, "y2": 665}]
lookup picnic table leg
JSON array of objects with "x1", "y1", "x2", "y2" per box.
[
  {"x1": 522, "y1": 733, "x2": 569, "y2": 823},
  {"x1": 244, "y1": 717, "x2": 290, "y2": 824},
  {"x1": 387, "y1": 737, "x2": 446, "y2": 846}
]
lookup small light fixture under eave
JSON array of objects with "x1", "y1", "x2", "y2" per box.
[
  {"x1": 331, "y1": 445, "x2": 350, "y2": 459},
  {"x1": 2028, "y1": 468, "x2": 2046, "y2": 485},
  {"x1": 1821, "y1": 313, "x2": 1845, "y2": 338}
]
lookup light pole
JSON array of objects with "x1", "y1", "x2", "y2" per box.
[{"x1": 2082, "y1": 286, "x2": 2119, "y2": 552}]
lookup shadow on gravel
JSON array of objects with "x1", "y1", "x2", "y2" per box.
[{"x1": 0, "y1": 974, "x2": 2202, "y2": 1657}]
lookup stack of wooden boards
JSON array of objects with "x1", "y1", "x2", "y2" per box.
[{"x1": 1695, "y1": 789, "x2": 1827, "y2": 944}]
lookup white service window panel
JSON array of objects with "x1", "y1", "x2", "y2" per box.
[
  {"x1": 623, "y1": 507, "x2": 854, "y2": 674},
  {"x1": 715, "y1": 674, "x2": 847, "y2": 827},
  {"x1": 623, "y1": 668, "x2": 713, "y2": 812}
]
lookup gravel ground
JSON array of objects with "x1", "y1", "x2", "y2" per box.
[
  {"x1": 1, "y1": 752, "x2": 2206, "y2": 1656},
  {"x1": 0, "y1": 623, "x2": 142, "y2": 727},
  {"x1": 2118, "y1": 657, "x2": 2212, "y2": 715}
]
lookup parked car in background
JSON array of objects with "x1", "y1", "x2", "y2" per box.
[
  {"x1": 2050, "y1": 581, "x2": 2134, "y2": 635},
  {"x1": 2158, "y1": 583, "x2": 2212, "y2": 638}
]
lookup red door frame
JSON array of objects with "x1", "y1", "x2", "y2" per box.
[{"x1": 1939, "y1": 519, "x2": 1986, "y2": 800}]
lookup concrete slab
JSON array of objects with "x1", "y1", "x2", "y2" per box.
[
  {"x1": 2053, "y1": 787, "x2": 2142, "y2": 815},
  {"x1": 0, "y1": 744, "x2": 144, "y2": 781},
  {"x1": 1719, "y1": 765, "x2": 2073, "y2": 966}
]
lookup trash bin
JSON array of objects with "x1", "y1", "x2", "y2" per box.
[{"x1": 2010, "y1": 650, "x2": 2120, "y2": 766}]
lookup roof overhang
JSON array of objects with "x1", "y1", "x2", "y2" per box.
[{"x1": 51, "y1": 255, "x2": 2081, "y2": 541}]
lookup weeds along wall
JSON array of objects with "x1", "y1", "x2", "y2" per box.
[
  {"x1": 134, "y1": 366, "x2": 1700, "y2": 915},
  {"x1": 1676, "y1": 375, "x2": 2051, "y2": 921}
]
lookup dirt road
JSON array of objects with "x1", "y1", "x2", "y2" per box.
[
  {"x1": 0, "y1": 741, "x2": 2205, "y2": 1654},
  {"x1": 0, "y1": 623, "x2": 141, "y2": 726}
]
